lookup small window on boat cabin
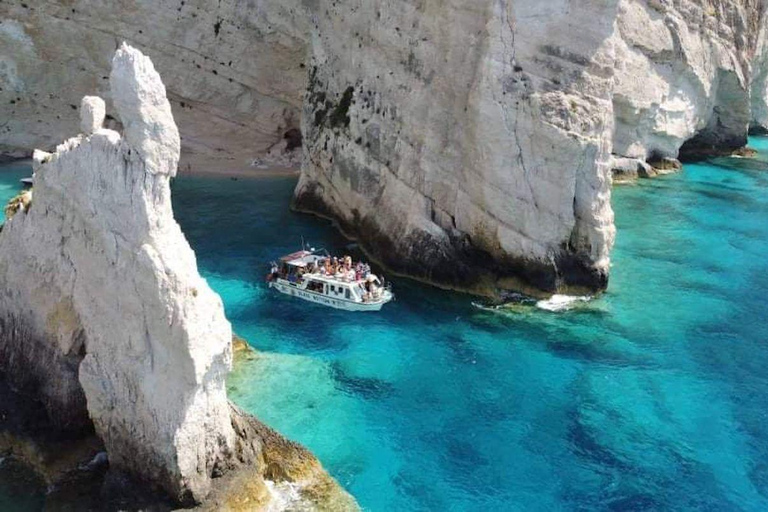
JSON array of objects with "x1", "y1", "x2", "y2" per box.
[
  {"x1": 330, "y1": 285, "x2": 335, "y2": 293},
  {"x1": 345, "y1": 289, "x2": 351, "y2": 299}
]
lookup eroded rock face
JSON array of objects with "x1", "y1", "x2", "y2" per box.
[
  {"x1": 0, "y1": 0, "x2": 310, "y2": 172},
  {"x1": 295, "y1": 0, "x2": 620, "y2": 296},
  {"x1": 0, "y1": 43, "x2": 355, "y2": 509},
  {"x1": 751, "y1": 3, "x2": 768, "y2": 130},
  {"x1": 79, "y1": 96, "x2": 105, "y2": 135},
  {"x1": 0, "y1": 42, "x2": 235, "y2": 503},
  {"x1": 612, "y1": 0, "x2": 763, "y2": 162},
  {"x1": 294, "y1": 0, "x2": 768, "y2": 296}
]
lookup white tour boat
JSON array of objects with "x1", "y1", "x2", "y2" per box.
[{"x1": 266, "y1": 250, "x2": 394, "y2": 312}]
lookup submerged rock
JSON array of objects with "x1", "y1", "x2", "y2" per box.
[{"x1": 0, "y1": 43, "x2": 355, "y2": 510}]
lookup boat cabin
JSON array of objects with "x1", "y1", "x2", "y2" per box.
[{"x1": 267, "y1": 249, "x2": 393, "y2": 311}]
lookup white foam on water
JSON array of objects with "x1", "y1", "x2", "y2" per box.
[
  {"x1": 535, "y1": 294, "x2": 592, "y2": 312},
  {"x1": 264, "y1": 480, "x2": 307, "y2": 511}
]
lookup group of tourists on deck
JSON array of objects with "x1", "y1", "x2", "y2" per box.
[
  {"x1": 305, "y1": 255, "x2": 372, "y2": 282},
  {"x1": 267, "y1": 251, "x2": 387, "y2": 303}
]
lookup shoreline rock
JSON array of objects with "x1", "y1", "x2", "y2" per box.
[
  {"x1": 294, "y1": 0, "x2": 768, "y2": 298},
  {"x1": 292, "y1": 191, "x2": 605, "y2": 299},
  {"x1": 0, "y1": 43, "x2": 355, "y2": 510}
]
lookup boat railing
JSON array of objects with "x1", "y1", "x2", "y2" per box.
[{"x1": 304, "y1": 271, "x2": 370, "y2": 285}]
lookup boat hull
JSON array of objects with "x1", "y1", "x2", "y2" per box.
[{"x1": 269, "y1": 280, "x2": 390, "y2": 312}]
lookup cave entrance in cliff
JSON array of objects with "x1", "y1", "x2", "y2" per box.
[{"x1": 677, "y1": 70, "x2": 750, "y2": 162}]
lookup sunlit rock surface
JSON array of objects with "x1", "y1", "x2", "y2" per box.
[
  {"x1": 295, "y1": 0, "x2": 620, "y2": 297},
  {"x1": 295, "y1": 0, "x2": 768, "y2": 297},
  {"x1": 612, "y1": 0, "x2": 763, "y2": 162},
  {"x1": 3, "y1": 0, "x2": 768, "y2": 296},
  {"x1": 0, "y1": 43, "x2": 355, "y2": 509},
  {"x1": 0, "y1": 0, "x2": 310, "y2": 172}
]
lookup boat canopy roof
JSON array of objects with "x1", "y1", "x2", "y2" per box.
[
  {"x1": 280, "y1": 250, "x2": 312, "y2": 262},
  {"x1": 280, "y1": 250, "x2": 326, "y2": 268}
]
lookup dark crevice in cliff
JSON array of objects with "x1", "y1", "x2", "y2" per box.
[
  {"x1": 0, "y1": 314, "x2": 92, "y2": 436},
  {"x1": 329, "y1": 86, "x2": 355, "y2": 129},
  {"x1": 284, "y1": 128, "x2": 303, "y2": 151},
  {"x1": 678, "y1": 69, "x2": 750, "y2": 162},
  {"x1": 678, "y1": 124, "x2": 748, "y2": 162}
]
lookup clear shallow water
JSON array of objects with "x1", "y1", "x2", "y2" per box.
[
  {"x1": 0, "y1": 163, "x2": 29, "y2": 210},
  {"x1": 1, "y1": 142, "x2": 767, "y2": 510}
]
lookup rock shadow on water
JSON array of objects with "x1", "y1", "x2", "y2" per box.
[
  {"x1": 691, "y1": 185, "x2": 760, "y2": 208},
  {"x1": 329, "y1": 361, "x2": 394, "y2": 401},
  {"x1": 562, "y1": 370, "x2": 748, "y2": 511},
  {"x1": 390, "y1": 470, "x2": 449, "y2": 512},
  {"x1": 444, "y1": 333, "x2": 480, "y2": 364},
  {"x1": 247, "y1": 296, "x2": 354, "y2": 354},
  {"x1": 566, "y1": 409, "x2": 630, "y2": 473},
  {"x1": 564, "y1": 406, "x2": 738, "y2": 510},
  {"x1": 443, "y1": 435, "x2": 492, "y2": 476},
  {"x1": 0, "y1": 457, "x2": 45, "y2": 512},
  {"x1": 708, "y1": 156, "x2": 768, "y2": 174},
  {"x1": 541, "y1": 339, "x2": 658, "y2": 370}
]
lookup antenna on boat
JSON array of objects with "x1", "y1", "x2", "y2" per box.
[{"x1": 301, "y1": 236, "x2": 306, "y2": 251}]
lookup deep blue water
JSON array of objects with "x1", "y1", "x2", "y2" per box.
[{"x1": 1, "y1": 141, "x2": 768, "y2": 510}]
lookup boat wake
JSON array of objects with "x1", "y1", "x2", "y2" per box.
[{"x1": 472, "y1": 294, "x2": 593, "y2": 314}]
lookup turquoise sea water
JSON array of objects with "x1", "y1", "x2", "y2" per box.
[{"x1": 1, "y1": 140, "x2": 767, "y2": 510}]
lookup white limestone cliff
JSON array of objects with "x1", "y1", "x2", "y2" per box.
[
  {"x1": 294, "y1": 0, "x2": 768, "y2": 296},
  {"x1": 295, "y1": 0, "x2": 621, "y2": 296},
  {"x1": 0, "y1": 43, "x2": 355, "y2": 509},
  {"x1": 3, "y1": 1, "x2": 768, "y2": 296},
  {"x1": 0, "y1": 0, "x2": 310, "y2": 172},
  {"x1": 0, "y1": 41, "x2": 234, "y2": 503},
  {"x1": 612, "y1": 0, "x2": 762, "y2": 164},
  {"x1": 751, "y1": 2, "x2": 768, "y2": 131}
]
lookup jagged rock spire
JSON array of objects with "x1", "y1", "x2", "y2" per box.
[
  {"x1": 110, "y1": 42, "x2": 181, "y2": 176},
  {"x1": 0, "y1": 43, "x2": 234, "y2": 503}
]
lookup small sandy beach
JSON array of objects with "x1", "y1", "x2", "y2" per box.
[{"x1": 175, "y1": 152, "x2": 300, "y2": 179}]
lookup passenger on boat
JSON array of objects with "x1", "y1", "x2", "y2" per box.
[{"x1": 362, "y1": 279, "x2": 374, "y2": 302}]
